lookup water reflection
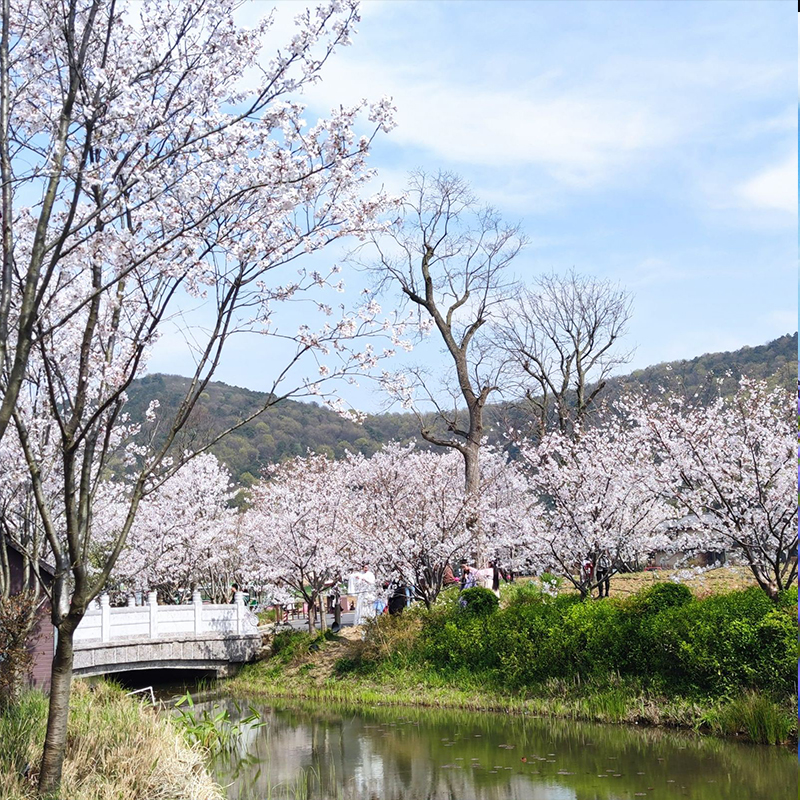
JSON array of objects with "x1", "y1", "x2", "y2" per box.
[{"x1": 211, "y1": 700, "x2": 796, "y2": 800}]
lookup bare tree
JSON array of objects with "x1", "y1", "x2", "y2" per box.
[
  {"x1": 494, "y1": 270, "x2": 633, "y2": 440},
  {"x1": 355, "y1": 171, "x2": 525, "y2": 507}
]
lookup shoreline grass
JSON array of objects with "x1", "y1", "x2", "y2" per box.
[
  {"x1": 0, "y1": 682, "x2": 223, "y2": 800},
  {"x1": 229, "y1": 658, "x2": 797, "y2": 746}
]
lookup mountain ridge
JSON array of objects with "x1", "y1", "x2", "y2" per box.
[{"x1": 126, "y1": 332, "x2": 797, "y2": 485}]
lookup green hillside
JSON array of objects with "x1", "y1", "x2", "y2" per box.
[
  {"x1": 127, "y1": 333, "x2": 797, "y2": 484},
  {"x1": 612, "y1": 332, "x2": 797, "y2": 401}
]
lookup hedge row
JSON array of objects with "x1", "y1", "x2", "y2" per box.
[{"x1": 415, "y1": 583, "x2": 797, "y2": 697}]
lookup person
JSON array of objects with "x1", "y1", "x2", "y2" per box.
[
  {"x1": 491, "y1": 561, "x2": 512, "y2": 599},
  {"x1": 347, "y1": 566, "x2": 377, "y2": 626},
  {"x1": 387, "y1": 578, "x2": 409, "y2": 615},
  {"x1": 460, "y1": 564, "x2": 478, "y2": 590},
  {"x1": 374, "y1": 580, "x2": 390, "y2": 616},
  {"x1": 474, "y1": 565, "x2": 494, "y2": 592},
  {"x1": 228, "y1": 582, "x2": 239, "y2": 604},
  {"x1": 595, "y1": 549, "x2": 611, "y2": 598},
  {"x1": 458, "y1": 564, "x2": 480, "y2": 609},
  {"x1": 580, "y1": 556, "x2": 593, "y2": 589},
  {"x1": 330, "y1": 582, "x2": 343, "y2": 633},
  {"x1": 442, "y1": 562, "x2": 459, "y2": 587}
]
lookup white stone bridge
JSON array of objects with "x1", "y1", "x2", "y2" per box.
[{"x1": 72, "y1": 591, "x2": 262, "y2": 678}]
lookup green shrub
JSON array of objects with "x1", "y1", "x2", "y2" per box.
[
  {"x1": 270, "y1": 630, "x2": 316, "y2": 663},
  {"x1": 502, "y1": 581, "x2": 544, "y2": 608},
  {"x1": 628, "y1": 581, "x2": 693, "y2": 615},
  {"x1": 459, "y1": 587, "x2": 499, "y2": 616},
  {"x1": 647, "y1": 588, "x2": 780, "y2": 695},
  {"x1": 753, "y1": 608, "x2": 798, "y2": 696},
  {"x1": 558, "y1": 598, "x2": 629, "y2": 678},
  {"x1": 775, "y1": 584, "x2": 798, "y2": 609},
  {"x1": 355, "y1": 613, "x2": 423, "y2": 666},
  {"x1": 502, "y1": 579, "x2": 565, "y2": 608},
  {"x1": 410, "y1": 583, "x2": 796, "y2": 701},
  {"x1": 618, "y1": 582, "x2": 694, "y2": 678}
]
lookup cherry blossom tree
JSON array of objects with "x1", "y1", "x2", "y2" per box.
[
  {"x1": 348, "y1": 443, "x2": 527, "y2": 607},
  {"x1": 243, "y1": 453, "x2": 359, "y2": 633},
  {"x1": 630, "y1": 379, "x2": 797, "y2": 600},
  {"x1": 519, "y1": 411, "x2": 672, "y2": 599},
  {"x1": 102, "y1": 454, "x2": 238, "y2": 602},
  {"x1": 0, "y1": 0, "x2": 401, "y2": 790},
  {"x1": 478, "y1": 446, "x2": 536, "y2": 575}
]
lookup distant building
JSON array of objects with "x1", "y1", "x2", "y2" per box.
[{"x1": 650, "y1": 514, "x2": 726, "y2": 570}]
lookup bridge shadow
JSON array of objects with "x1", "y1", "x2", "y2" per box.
[{"x1": 93, "y1": 666, "x2": 221, "y2": 700}]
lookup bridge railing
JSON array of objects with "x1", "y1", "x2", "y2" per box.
[{"x1": 74, "y1": 591, "x2": 258, "y2": 644}]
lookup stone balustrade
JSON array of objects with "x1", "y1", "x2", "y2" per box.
[{"x1": 74, "y1": 590, "x2": 259, "y2": 643}]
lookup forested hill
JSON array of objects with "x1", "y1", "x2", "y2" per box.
[
  {"x1": 608, "y1": 332, "x2": 796, "y2": 402},
  {"x1": 127, "y1": 332, "x2": 797, "y2": 485}
]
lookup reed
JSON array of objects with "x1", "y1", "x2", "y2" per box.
[
  {"x1": 699, "y1": 691, "x2": 797, "y2": 745},
  {"x1": 0, "y1": 682, "x2": 224, "y2": 800}
]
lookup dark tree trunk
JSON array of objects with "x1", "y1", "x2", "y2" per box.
[
  {"x1": 333, "y1": 591, "x2": 342, "y2": 629},
  {"x1": 306, "y1": 598, "x2": 316, "y2": 634},
  {"x1": 318, "y1": 595, "x2": 327, "y2": 632},
  {"x1": 464, "y1": 441, "x2": 480, "y2": 497},
  {"x1": 37, "y1": 620, "x2": 76, "y2": 795}
]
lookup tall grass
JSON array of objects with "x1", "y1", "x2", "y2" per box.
[
  {"x1": 0, "y1": 682, "x2": 224, "y2": 800},
  {"x1": 700, "y1": 692, "x2": 796, "y2": 745},
  {"x1": 0, "y1": 691, "x2": 47, "y2": 787}
]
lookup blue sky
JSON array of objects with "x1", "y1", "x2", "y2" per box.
[{"x1": 147, "y1": 0, "x2": 797, "y2": 412}]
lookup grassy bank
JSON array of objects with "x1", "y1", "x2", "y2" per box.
[
  {"x1": 0, "y1": 682, "x2": 223, "y2": 800},
  {"x1": 231, "y1": 582, "x2": 798, "y2": 746}
]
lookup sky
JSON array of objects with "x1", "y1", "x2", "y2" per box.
[{"x1": 146, "y1": 0, "x2": 798, "y2": 413}]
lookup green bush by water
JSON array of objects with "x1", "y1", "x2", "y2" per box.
[
  {"x1": 393, "y1": 583, "x2": 797, "y2": 699},
  {"x1": 458, "y1": 587, "x2": 499, "y2": 615}
]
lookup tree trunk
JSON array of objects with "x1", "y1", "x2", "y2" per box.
[
  {"x1": 463, "y1": 440, "x2": 485, "y2": 565},
  {"x1": 306, "y1": 599, "x2": 316, "y2": 634},
  {"x1": 37, "y1": 621, "x2": 76, "y2": 795},
  {"x1": 318, "y1": 595, "x2": 327, "y2": 633},
  {"x1": 333, "y1": 595, "x2": 341, "y2": 629},
  {"x1": 464, "y1": 442, "x2": 480, "y2": 496}
]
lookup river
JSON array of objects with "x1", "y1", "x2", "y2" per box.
[{"x1": 209, "y1": 699, "x2": 796, "y2": 800}]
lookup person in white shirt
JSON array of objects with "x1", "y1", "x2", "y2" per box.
[{"x1": 347, "y1": 566, "x2": 377, "y2": 626}]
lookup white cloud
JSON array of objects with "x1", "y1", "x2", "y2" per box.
[
  {"x1": 297, "y1": 57, "x2": 677, "y2": 190},
  {"x1": 736, "y1": 154, "x2": 797, "y2": 214},
  {"x1": 227, "y1": 0, "x2": 795, "y2": 207}
]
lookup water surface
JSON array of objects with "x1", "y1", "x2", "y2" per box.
[{"x1": 212, "y1": 700, "x2": 796, "y2": 800}]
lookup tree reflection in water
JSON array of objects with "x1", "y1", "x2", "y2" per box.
[{"x1": 210, "y1": 700, "x2": 795, "y2": 800}]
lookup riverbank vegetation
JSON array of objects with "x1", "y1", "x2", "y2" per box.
[
  {"x1": 232, "y1": 582, "x2": 798, "y2": 746},
  {"x1": 0, "y1": 682, "x2": 223, "y2": 800}
]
